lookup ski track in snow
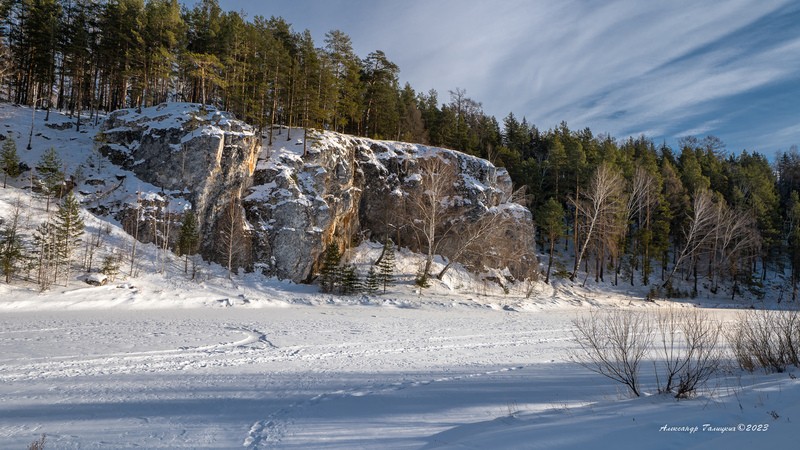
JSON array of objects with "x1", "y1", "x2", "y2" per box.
[{"x1": 0, "y1": 326, "x2": 276, "y2": 382}]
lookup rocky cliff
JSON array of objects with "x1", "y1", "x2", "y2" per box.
[
  {"x1": 245, "y1": 130, "x2": 535, "y2": 283},
  {"x1": 96, "y1": 103, "x2": 260, "y2": 261},
  {"x1": 96, "y1": 103, "x2": 535, "y2": 283}
]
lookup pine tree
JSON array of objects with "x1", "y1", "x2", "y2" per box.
[
  {"x1": 340, "y1": 264, "x2": 361, "y2": 295},
  {"x1": 52, "y1": 192, "x2": 85, "y2": 285},
  {"x1": 364, "y1": 265, "x2": 380, "y2": 294},
  {"x1": 1, "y1": 137, "x2": 21, "y2": 188},
  {"x1": 178, "y1": 210, "x2": 200, "y2": 274},
  {"x1": 377, "y1": 239, "x2": 396, "y2": 293},
  {"x1": 0, "y1": 200, "x2": 26, "y2": 283},
  {"x1": 36, "y1": 147, "x2": 64, "y2": 211},
  {"x1": 319, "y1": 241, "x2": 341, "y2": 293},
  {"x1": 536, "y1": 197, "x2": 565, "y2": 284},
  {"x1": 101, "y1": 251, "x2": 122, "y2": 282}
]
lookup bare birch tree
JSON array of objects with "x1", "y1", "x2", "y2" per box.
[
  {"x1": 570, "y1": 163, "x2": 624, "y2": 282},
  {"x1": 405, "y1": 157, "x2": 458, "y2": 279},
  {"x1": 662, "y1": 190, "x2": 717, "y2": 288},
  {"x1": 216, "y1": 192, "x2": 249, "y2": 279}
]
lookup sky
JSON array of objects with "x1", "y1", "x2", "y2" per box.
[{"x1": 202, "y1": 0, "x2": 799, "y2": 156}]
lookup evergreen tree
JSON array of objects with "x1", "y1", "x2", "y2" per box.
[
  {"x1": 1, "y1": 137, "x2": 21, "y2": 188},
  {"x1": 178, "y1": 210, "x2": 200, "y2": 274},
  {"x1": 364, "y1": 265, "x2": 380, "y2": 294},
  {"x1": 101, "y1": 251, "x2": 122, "y2": 282},
  {"x1": 377, "y1": 239, "x2": 396, "y2": 293},
  {"x1": 319, "y1": 241, "x2": 341, "y2": 293},
  {"x1": 340, "y1": 264, "x2": 361, "y2": 295},
  {"x1": 0, "y1": 200, "x2": 26, "y2": 283},
  {"x1": 36, "y1": 147, "x2": 64, "y2": 210},
  {"x1": 53, "y1": 192, "x2": 84, "y2": 284},
  {"x1": 536, "y1": 197, "x2": 565, "y2": 284}
]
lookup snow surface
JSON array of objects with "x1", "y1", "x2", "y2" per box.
[{"x1": 1, "y1": 104, "x2": 798, "y2": 449}]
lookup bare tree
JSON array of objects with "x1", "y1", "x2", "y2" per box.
[
  {"x1": 436, "y1": 205, "x2": 512, "y2": 280},
  {"x1": 712, "y1": 203, "x2": 760, "y2": 299},
  {"x1": 404, "y1": 156, "x2": 458, "y2": 278},
  {"x1": 571, "y1": 309, "x2": 654, "y2": 397},
  {"x1": 570, "y1": 163, "x2": 625, "y2": 282},
  {"x1": 663, "y1": 189, "x2": 717, "y2": 288},
  {"x1": 216, "y1": 192, "x2": 249, "y2": 279}
]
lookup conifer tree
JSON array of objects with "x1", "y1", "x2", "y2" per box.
[
  {"x1": 319, "y1": 241, "x2": 341, "y2": 293},
  {"x1": 377, "y1": 239, "x2": 396, "y2": 293},
  {"x1": 36, "y1": 147, "x2": 64, "y2": 211},
  {"x1": 101, "y1": 251, "x2": 122, "y2": 282},
  {"x1": 53, "y1": 192, "x2": 85, "y2": 284},
  {"x1": 1, "y1": 137, "x2": 21, "y2": 188},
  {"x1": 178, "y1": 210, "x2": 200, "y2": 274},
  {"x1": 0, "y1": 199, "x2": 26, "y2": 283},
  {"x1": 536, "y1": 197, "x2": 565, "y2": 284},
  {"x1": 340, "y1": 264, "x2": 361, "y2": 295},
  {"x1": 364, "y1": 265, "x2": 380, "y2": 294}
]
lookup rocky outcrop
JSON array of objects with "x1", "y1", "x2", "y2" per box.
[
  {"x1": 97, "y1": 103, "x2": 260, "y2": 261},
  {"x1": 245, "y1": 130, "x2": 535, "y2": 283},
  {"x1": 95, "y1": 103, "x2": 534, "y2": 283}
]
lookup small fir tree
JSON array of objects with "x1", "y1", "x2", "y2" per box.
[
  {"x1": 53, "y1": 192, "x2": 85, "y2": 284},
  {"x1": 364, "y1": 265, "x2": 380, "y2": 294},
  {"x1": 319, "y1": 241, "x2": 342, "y2": 293},
  {"x1": 101, "y1": 252, "x2": 121, "y2": 282},
  {"x1": 377, "y1": 239, "x2": 396, "y2": 293},
  {"x1": 340, "y1": 264, "x2": 361, "y2": 295},
  {"x1": 36, "y1": 147, "x2": 65, "y2": 211},
  {"x1": 178, "y1": 210, "x2": 200, "y2": 274},
  {"x1": 1, "y1": 137, "x2": 21, "y2": 188},
  {"x1": 0, "y1": 205, "x2": 26, "y2": 283}
]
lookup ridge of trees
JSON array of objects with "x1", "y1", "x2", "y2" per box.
[{"x1": 1, "y1": 0, "x2": 799, "y2": 297}]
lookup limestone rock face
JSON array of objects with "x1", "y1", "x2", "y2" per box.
[
  {"x1": 97, "y1": 103, "x2": 260, "y2": 261},
  {"x1": 245, "y1": 130, "x2": 535, "y2": 283},
  {"x1": 95, "y1": 104, "x2": 533, "y2": 283}
]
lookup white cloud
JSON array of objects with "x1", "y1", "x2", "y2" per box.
[{"x1": 220, "y1": 0, "x2": 799, "y2": 152}]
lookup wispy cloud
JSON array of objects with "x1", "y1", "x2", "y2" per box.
[{"x1": 220, "y1": 0, "x2": 800, "y2": 154}]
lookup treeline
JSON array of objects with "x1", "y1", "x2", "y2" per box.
[{"x1": 2, "y1": 0, "x2": 799, "y2": 298}]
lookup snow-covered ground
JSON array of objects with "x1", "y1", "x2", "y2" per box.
[{"x1": 1, "y1": 104, "x2": 798, "y2": 449}]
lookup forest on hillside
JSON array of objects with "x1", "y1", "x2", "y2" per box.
[{"x1": 2, "y1": 0, "x2": 800, "y2": 299}]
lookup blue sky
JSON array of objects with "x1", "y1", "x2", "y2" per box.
[{"x1": 206, "y1": 0, "x2": 799, "y2": 156}]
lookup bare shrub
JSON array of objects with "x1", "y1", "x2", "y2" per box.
[
  {"x1": 727, "y1": 310, "x2": 798, "y2": 373},
  {"x1": 674, "y1": 310, "x2": 723, "y2": 397},
  {"x1": 28, "y1": 434, "x2": 45, "y2": 450},
  {"x1": 654, "y1": 307, "x2": 723, "y2": 398},
  {"x1": 775, "y1": 310, "x2": 800, "y2": 367},
  {"x1": 571, "y1": 309, "x2": 653, "y2": 397}
]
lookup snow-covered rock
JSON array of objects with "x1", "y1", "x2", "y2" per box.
[
  {"x1": 93, "y1": 103, "x2": 533, "y2": 283},
  {"x1": 245, "y1": 130, "x2": 535, "y2": 282},
  {"x1": 97, "y1": 103, "x2": 260, "y2": 261}
]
